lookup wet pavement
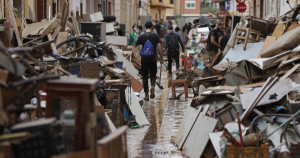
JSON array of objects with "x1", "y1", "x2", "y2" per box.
[{"x1": 126, "y1": 64, "x2": 193, "y2": 158}]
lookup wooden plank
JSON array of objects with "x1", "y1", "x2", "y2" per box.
[
  {"x1": 125, "y1": 87, "x2": 149, "y2": 125},
  {"x1": 286, "y1": 21, "x2": 300, "y2": 33},
  {"x1": 174, "y1": 106, "x2": 202, "y2": 149},
  {"x1": 182, "y1": 113, "x2": 218, "y2": 158},
  {"x1": 3, "y1": 21, "x2": 11, "y2": 47},
  {"x1": 52, "y1": 26, "x2": 62, "y2": 39},
  {"x1": 51, "y1": 149, "x2": 91, "y2": 158},
  {"x1": 279, "y1": 64, "x2": 300, "y2": 81},
  {"x1": 125, "y1": 71, "x2": 143, "y2": 93},
  {"x1": 22, "y1": 18, "x2": 57, "y2": 38},
  {"x1": 0, "y1": 68, "x2": 9, "y2": 87},
  {"x1": 60, "y1": 2, "x2": 69, "y2": 31},
  {"x1": 209, "y1": 132, "x2": 223, "y2": 158},
  {"x1": 106, "y1": 35, "x2": 127, "y2": 46},
  {"x1": 55, "y1": 32, "x2": 68, "y2": 53},
  {"x1": 258, "y1": 36, "x2": 277, "y2": 58},
  {"x1": 70, "y1": 11, "x2": 80, "y2": 36},
  {"x1": 5, "y1": 0, "x2": 22, "y2": 46},
  {"x1": 240, "y1": 77, "x2": 278, "y2": 122},
  {"x1": 47, "y1": 34, "x2": 58, "y2": 54},
  {"x1": 105, "y1": 112, "x2": 117, "y2": 133},
  {"x1": 272, "y1": 20, "x2": 286, "y2": 38},
  {"x1": 210, "y1": 51, "x2": 222, "y2": 67},
  {"x1": 111, "y1": 46, "x2": 139, "y2": 77}
]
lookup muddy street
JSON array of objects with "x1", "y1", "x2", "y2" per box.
[{"x1": 127, "y1": 64, "x2": 193, "y2": 158}]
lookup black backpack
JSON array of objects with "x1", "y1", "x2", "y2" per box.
[{"x1": 168, "y1": 33, "x2": 179, "y2": 52}]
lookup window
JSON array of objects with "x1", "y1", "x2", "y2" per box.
[
  {"x1": 159, "y1": 0, "x2": 162, "y2": 2},
  {"x1": 170, "y1": 0, "x2": 174, "y2": 4},
  {"x1": 185, "y1": 1, "x2": 196, "y2": 9}
]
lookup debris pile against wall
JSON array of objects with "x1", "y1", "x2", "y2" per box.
[
  {"x1": 0, "y1": 1, "x2": 144, "y2": 157},
  {"x1": 171, "y1": 5, "x2": 300, "y2": 158}
]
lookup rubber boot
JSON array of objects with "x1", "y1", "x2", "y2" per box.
[
  {"x1": 144, "y1": 92, "x2": 149, "y2": 100},
  {"x1": 150, "y1": 86, "x2": 155, "y2": 99}
]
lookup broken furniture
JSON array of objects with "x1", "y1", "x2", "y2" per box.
[
  {"x1": 97, "y1": 126, "x2": 128, "y2": 158},
  {"x1": 10, "y1": 118, "x2": 61, "y2": 158},
  {"x1": 232, "y1": 26, "x2": 260, "y2": 50},
  {"x1": 226, "y1": 143, "x2": 269, "y2": 158},
  {"x1": 46, "y1": 78, "x2": 98, "y2": 152},
  {"x1": 171, "y1": 79, "x2": 188, "y2": 100}
]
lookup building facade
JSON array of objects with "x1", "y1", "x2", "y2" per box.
[{"x1": 149, "y1": 0, "x2": 174, "y2": 20}]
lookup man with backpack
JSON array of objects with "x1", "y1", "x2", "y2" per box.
[
  {"x1": 164, "y1": 25, "x2": 185, "y2": 75},
  {"x1": 134, "y1": 21, "x2": 163, "y2": 100}
]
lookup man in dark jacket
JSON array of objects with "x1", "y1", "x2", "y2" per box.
[
  {"x1": 206, "y1": 22, "x2": 224, "y2": 62},
  {"x1": 164, "y1": 25, "x2": 185, "y2": 75},
  {"x1": 134, "y1": 21, "x2": 163, "y2": 100},
  {"x1": 220, "y1": 28, "x2": 231, "y2": 51}
]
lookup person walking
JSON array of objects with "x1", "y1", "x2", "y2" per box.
[
  {"x1": 134, "y1": 21, "x2": 163, "y2": 100},
  {"x1": 129, "y1": 24, "x2": 139, "y2": 46},
  {"x1": 206, "y1": 22, "x2": 224, "y2": 62},
  {"x1": 164, "y1": 25, "x2": 185, "y2": 75}
]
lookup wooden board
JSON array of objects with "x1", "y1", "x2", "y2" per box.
[
  {"x1": 60, "y1": 2, "x2": 69, "y2": 31},
  {"x1": 240, "y1": 77, "x2": 278, "y2": 122},
  {"x1": 174, "y1": 106, "x2": 202, "y2": 149},
  {"x1": 286, "y1": 21, "x2": 300, "y2": 33},
  {"x1": 111, "y1": 46, "x2": 139, "y2": 77},
  {"x1": 125, "y1": 87, "x2": 149, "y2": 125},
  {"x1": 51, "y1": 149, "x2": 91, "y2": 158},
  {"x1": 279, "y1": 64, "x2": 300, "y2": 81},
  {"x1": 55, "y1": 32, "x2": 68, "y2": 53},
  {"x1": 125, "y1": 71, "x2": 143, "y2": 93},
  {"x1": 209, "y1": 132, "x2": 223, "y2": 158},
  {"x1": 105, "y1": 112, "x2": 117, "y2": 133},
  {"x1": 0, "y1": 69, "x2": 9, "y2": 86},
  {"x1": 272, "y1": 20, "x2": 286, "y2": 38},
  {"x1": 182, "y1": 113, "x2": 218, "y2": 158},
  {"x1": 47, "y1": 34, "x2": 58, "y2": 54},
  {"x1": 70, "y1": 11, "x2": 80, "y2": 36},
  {"x1": 5, "y1": 0, "x2": 22, "y2": 46},
  {"x1": 22, "y1": 18, "x2": 57, "y2": 38},
  {"x1": 106, "y1": 35, "x2": 127, "y2": 46},
  {"x1": 258, "y1": 36, "x2": 277, "y2": 58}
]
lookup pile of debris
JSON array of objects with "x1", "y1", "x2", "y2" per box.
[
  {"x1": 0, "y1": 1, "x2": 147, "y2": 158},
  {"x1": 172, "y1": 6, "x2": 300, "y2": 158}
]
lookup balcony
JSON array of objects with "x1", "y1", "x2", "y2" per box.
[{"x1": 150, "y1": 0, "x2": 174, "y2": 8}]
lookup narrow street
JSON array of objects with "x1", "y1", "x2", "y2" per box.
[{"x1": 127, "y1": 64, "x2": 193, "y2": 158}]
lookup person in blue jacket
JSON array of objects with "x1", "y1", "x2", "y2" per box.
[{"x1": 164, "y1": 25, "x2": 185, "y2": 75}]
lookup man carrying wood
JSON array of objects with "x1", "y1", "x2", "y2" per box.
[
  {"x1": 134, "y1": 21, "x2": 163, "y2": 100},
  {"x1": 206, "y1": 22, "x2": 224, "y2": 62}
]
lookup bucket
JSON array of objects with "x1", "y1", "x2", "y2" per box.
[{"x1": 116, "y1": 61, "x2": 123, "y2": 69}]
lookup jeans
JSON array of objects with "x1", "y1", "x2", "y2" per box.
[
  {"x1": 167, "y1": 51, "x2": 180, "y2": 73},
  {"x1": 141, "y1": 57, "x2": 157, "y2": 93}
]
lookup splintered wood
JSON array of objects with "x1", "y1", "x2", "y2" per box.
[{"x1": 22, "y1": 19, "x2": 57, "y2": 38}]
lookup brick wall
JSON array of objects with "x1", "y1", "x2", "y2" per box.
[{"x1": 180, "y1": 0, "x2": 201, "y2": 15}]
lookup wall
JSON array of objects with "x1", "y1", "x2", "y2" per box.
[
  {"x1": 114, "y1": 0, "x2": 139, "y2": 34},
  {"x1": 150, "y1": 7, "x2": 167, "y2": 20},
  {"x1": 180, "y1": 0, "x2": 201, "y2": 16},
  {"x1": 27, "y1": 0, "x2": 35, "y2": 19},
  {"x1": 70, "y1": 0, "x2": 86, "y2": 15}
]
